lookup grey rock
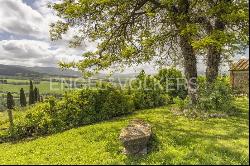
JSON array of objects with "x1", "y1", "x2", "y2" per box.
[{"x1": 119, "y1": 119, "x2": 152, "y2": 155}]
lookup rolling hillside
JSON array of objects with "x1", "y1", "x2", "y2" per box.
[
  {"x1": 0, "y1": 64, "x2": 139, "y2": 78},
  {"x1": 0, "y1": 64, "x2": 81, "y2": 77},
  {"x1": 0, "y1": 64, "x2": 41, "y2": 77},
  {"x1": 24, "y1": 66, "x2": 81, "y2": 77}
]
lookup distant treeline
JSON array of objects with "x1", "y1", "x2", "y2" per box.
[{"x1": 0, "y1": 79, "x2": 40, "y2": 85}]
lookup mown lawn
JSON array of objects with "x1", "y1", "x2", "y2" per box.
[{"x1": 0, "y1": 98, "x2": 248, "y2": 165}]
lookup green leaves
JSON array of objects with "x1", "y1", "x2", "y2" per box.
[
  {"x1": 197, "y1": 76, "x2": 234, "y2": 112},
  {"x1": 50, "y1": 21, "x2": 69, "y2": 41},
  {"x1": 50, "y1": 0, "x2": 249, "y2": 76},
  {"x1": 192, "y1": 30, "x2": 240, "y2": 52},
  {"x1": 11, "y1": 87, "x2": 135, "y2": 139}
]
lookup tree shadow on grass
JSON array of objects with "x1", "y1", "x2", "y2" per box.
[{"x1": 116, "y1": 112, "x2": 249, "y2": 165}]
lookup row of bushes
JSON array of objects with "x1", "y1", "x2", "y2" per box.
[
  {"x1": 11, "y1": 86, "x2": 134, "y2": 138},
  {"x1": 10, "y1": 69, "x2": 186, "y2": 138},
  {"x1": 8, "y1": 68, "x2": 235, "y2": 139}
]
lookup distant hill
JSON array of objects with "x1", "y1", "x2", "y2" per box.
[
  {"x1": 0, "y1": 64, "x2": 41, "y2": 77},
  {"x1": 0, "y1": 64, "x2": 82, "y2": 77},
  {"x1": 24, "y1": 66, "x2": 82, "y2": 77},
  {"x1": 0, "y1": 64, "x2": 141, "y2": 79}
]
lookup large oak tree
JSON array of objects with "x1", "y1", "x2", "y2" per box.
[{"x1": 50, "y1": 0, "x2": 248, "y2": 104}]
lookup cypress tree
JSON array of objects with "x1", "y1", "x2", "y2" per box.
[
  {"x1": 34, "y1": 87, "x2": 37, "y2": 103},
  {"x1": 34, "y1": 87, "x2": 39, "y2": 103},
  {"x1": 29, "y1": 80, "x2": 35, "y2": 105},
  {"x1": 7, "y1": 92, "x2": 15, "y2": 109},
  {"x1": 20, "y1": 88, "x2": 27, "y2": 107},
  {"x1": 6, "y1": 92, "x2": 14, "y2": 131}
]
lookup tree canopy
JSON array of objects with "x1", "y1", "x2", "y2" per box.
[
  {"x1": 50, "y1": 0, "x2": 248, "y2": 74},
  {"x1": 50, "y1": 0, "x2": 248, "y2": 103}
]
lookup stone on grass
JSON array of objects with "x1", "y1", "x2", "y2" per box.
[{"x1": 119, "y1": 119, "x2": 152, "y2": 155}]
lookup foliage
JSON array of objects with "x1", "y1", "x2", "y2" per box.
[
  {"x1": 34, "y1": 87, "x2": 40, "y2": 103},
  {"x1": 171, "y1": 76, "x2": 237, "y2": 117},
  {"x1": 196, "y1": 76, "x2": 235, "y2": 112},
  {"x1": 128, "y1": 70, "x2": 166, "y2": 109},
  {"x1": 192, "y1": 0, "x2": 249, "y2": 57},
  {"x1": 155, "y1": 68, "x2": 187, "y2": 101},
  {"x1": 173, "y1": 96, "x2": 191, "y2": 111},
  {"x1": 49, "y1": 0, "x2": 248, "y2": 77},
  {"x1": 19, "y1": 88, "x2": 27, "y2": 107},
  {"x1": 11, "y1": 86, "x2": 134, "y2": 138},
  {"x1": 6, "y1": 92, "x2": 14, "y2": 109}
]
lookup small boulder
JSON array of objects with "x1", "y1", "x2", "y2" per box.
[{"x1": 119, "y1": 119, "x2": 152, "y2": 155}]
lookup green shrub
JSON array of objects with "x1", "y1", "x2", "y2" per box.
[
  {"x1": 13, "y1": 102, "x2": 66, "y2": 138},
  {"x1": 197, "y1": 76, "x2": 235, "y2": 112},
  {"x1": 11, "y1": 86, "x2": 134, "y2": 139},
  {"x1": 129, "y1": 70, "x2": 166, "y2": 109},
  {"x1": 101, "y1": 89, "x2": 134, "y2": 120},
  {"x1": 155, "y1": 68, "x2": 188, "y2": 101},
  {"x1": 173, "y1": 96, "x2": 191, "y2": 110}
]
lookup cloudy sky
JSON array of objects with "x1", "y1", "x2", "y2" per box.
[
  {"x1": 0, "y1": 0, "x2": 94, "y2": 67},
  {"x1": 0, "y1": 0, "x2": 248, "y2": 74}
]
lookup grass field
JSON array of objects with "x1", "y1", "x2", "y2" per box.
[
  {"x1": 0, "y1": 97, "x2": 248, "y2": 165},
  {"x1": 0, "y1": 81, "x2": 67, "y2": 94},
  {"x1": 0, "y1": 80, "x2": 66, "y2": 110},
  {"x1": 0, "y1": 78, "x2": 111, "y2": 95}
]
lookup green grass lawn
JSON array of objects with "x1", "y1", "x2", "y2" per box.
[{"x1": 0, "y1": 98, "x2": 248, "y2": 165}]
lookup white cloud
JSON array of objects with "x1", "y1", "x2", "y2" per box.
[
  {"x1": 0, "y1": 0, "x2": 49, "y2": 39},
  {"x1": 0, "y1": 0, "x2": 93, "y2": 68},
  {"x1": 0, "y1": 39, "x2": 83, "y2": 67}
]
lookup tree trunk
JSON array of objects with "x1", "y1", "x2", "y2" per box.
[
  {"x1": 177, "y1": 0, "x2": 198, "y2": 104},
  {"x1": 205, "y1": 1, "x2": 226, "y2": 83},
  {"x1": 180, "y1": 36, "x2": 198, "y2": 104},
  {"x1": 206, "y1": 46, "x2": 221, "y2": 83},
  {"x1": 7, "y1": 109, "x2": 14, "y2": 132}
]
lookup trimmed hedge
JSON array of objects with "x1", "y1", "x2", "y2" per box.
[{"x1": 12, "y1": 87, "x2": 134, "y2": 138}]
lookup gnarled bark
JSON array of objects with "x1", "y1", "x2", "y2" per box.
[
  {"x1": 206, "y1": 46, "x2": 221, "y2": 83},
  {"x1": 205, "y1": 1, "x2": 227, "y2": 83},
  {"x1": 180, "y1": 36, "x2": 198, "y2": 104},
  {"x1": 206, "y1": 20, "x2": 225, "y2": 83},
  {"x1": 177, "y1": 0, "x2": 198, "y2": 104}
]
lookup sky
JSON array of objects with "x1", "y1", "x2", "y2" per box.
[{"x1": 0, "y1": 0, "x2": 248, "y2": 74}]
